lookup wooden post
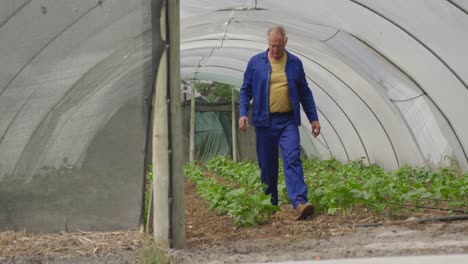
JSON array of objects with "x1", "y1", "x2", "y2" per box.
[
  {"x1": 189, "y1": 80, "x2": 196, "y2": 163},
  {"x1": 152, "y1": 0, "x2": 185, "y2": 249},
  {"x1": 231, "y1": 87, "x2": 238, "y2": 162}
]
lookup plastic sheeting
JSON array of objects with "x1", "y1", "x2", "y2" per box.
[
  {"x1": 196, "y1": 112, "x2": 230, "y2": 161},
  {"x1": 1, "y1": 0, "x2": 468, "y2": 232},
  {"x1": 182, "y1": 107, "x2": 231, "y2": 162},
  {"x1": 180, "y1": 0, "x2": 468, "y2": 170},
  {"x1": 0, "y1": 0, "x2": 154, "y2": 232},
  {"x1": 181, "y1": 101, "x2": 257, "y2": 163}
]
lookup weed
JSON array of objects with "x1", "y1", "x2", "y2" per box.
[
  {"x1": 144, "y1": 163, "x2": 153, "y2": 225},
  {"x1": 139, "y1": 238, "x2": 171, "y2": 264}
]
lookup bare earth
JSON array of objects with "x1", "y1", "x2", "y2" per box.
[
  {"x1": 1, "y1": 179, "x2": 467, "y2": 263},
  {"x1": 173, "y1": 180, "x2": 468, "y2": 263}
]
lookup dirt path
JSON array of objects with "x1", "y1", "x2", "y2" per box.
[
  {"x1": 1, "y1": 180, "x2": 467, "y2": 263},
  {"x1": 174, "y1": 220, "x2": 468, "y2": 263},
  {"x1": 175, "y1": 180, "x2": 468, "y2": 263}
]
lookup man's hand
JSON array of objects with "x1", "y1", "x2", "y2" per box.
[
  {"x1": 311, "y1": 120, "x2": 321, "y2": 137},
  {"x1": 239, "y1": 116, "x2": 249, "y2": 132}
]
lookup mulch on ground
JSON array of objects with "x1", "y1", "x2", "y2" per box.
[
  {"x1": 0, "y1": 230, "x2": 144, "y2": 260},
  {"x1": 0, "y1": 176, "x2": 462, "y2": 260},
  {"x1": 184, "y1": 178, "x2": 459, "y2": 248}
]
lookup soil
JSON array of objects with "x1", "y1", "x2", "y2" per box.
[
  {"x1": 1, "y1": 179, "x2": 467, "y2": 263},
  {"x1": 173, "y1": 180, "x2": 468, "y2": 263}
]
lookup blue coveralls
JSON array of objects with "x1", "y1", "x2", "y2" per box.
[
  {"x1": 239, "y1": 50, "x2": 319, "y2": 209},
  {"x1": 256, "y1": 112, "x2": 307, "y2": 207}
]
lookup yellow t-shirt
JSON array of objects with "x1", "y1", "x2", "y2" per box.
[{"x1": 269, "y1": 54, "x2": 292, "y2": 113}]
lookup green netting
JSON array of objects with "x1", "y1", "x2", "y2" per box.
[{"x1": 194, "y1": 111, "x2": 231, "y2": 162}]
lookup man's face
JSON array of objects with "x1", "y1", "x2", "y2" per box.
[{"x1": 268, "y1": 32, "x2": 287, "y2": 59}]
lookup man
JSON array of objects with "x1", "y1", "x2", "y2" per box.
[{"x1": 239, "y1": 25, "x2": 321, "y2": 220}]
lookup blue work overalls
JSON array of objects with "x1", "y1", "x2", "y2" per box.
[{"x1": 239, "y1": 50, "x2": 319, "y2": 208}]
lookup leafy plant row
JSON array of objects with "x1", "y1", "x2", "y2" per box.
[
  {"x1": 206, "y1": 156, "x2": 292, "y2": 204},
  {"x1": 187, "y1": 156, "x2": 467, "y2": 222},
  {"x1": 184, "y1": 162, "x2": 278, "y2": 226},
  {"x1": 303, "y1": 158, "x2": 468, "y2": 215}
]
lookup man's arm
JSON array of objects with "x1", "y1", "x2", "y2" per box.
[{"x1": 239, "y1": 59, "x2": 254, "y2": 131}]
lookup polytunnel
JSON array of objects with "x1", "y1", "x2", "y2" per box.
[
  {"x1": 0, "y1": 0, "x2": 467, "y2": 241},
  {"x1": 181, "y1": 0, "x2": 468, "y2": 171}
]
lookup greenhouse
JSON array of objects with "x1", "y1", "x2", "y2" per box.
[{"x1": 0, "y1": 0, "x2": 467, "y2": 252}]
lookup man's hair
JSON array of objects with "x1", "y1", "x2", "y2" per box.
[{"x1": 267, "y1": 25, "x2": 287, "y2": 38}]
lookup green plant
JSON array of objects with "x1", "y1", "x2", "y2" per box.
[
  {"x1": 144, "y1": 163, "x2": 153, "y2": 224},
  {"x1": 304, "y1": 157, "x2": 467, "y2": 217},
  {"x1": 185, "y1": 158, "x2": 278, "y2": 226},
  {"x1": 195, "y1": 81, "x2": 239, "y2": 103},
  {"x1": 186, "y1": 155, "x2": 467, "y2": 225},
  {"x1": 139, "y1": 238, "x2": 171, "y2": 264}
]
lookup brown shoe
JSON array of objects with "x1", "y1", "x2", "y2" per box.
[{"x1": 295, "y1": 202, "x2": 314, "y2": 221}]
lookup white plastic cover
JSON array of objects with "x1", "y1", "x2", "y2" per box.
[
  {"x1": 180, "y1": 0, "x2": 468, "y2": 170},
  {"x1": 0, "y1": 0, "x2": 153, "y2": 232},
  {"x1": 1, "y1": 0, "x2": 468, "y2": 232}
]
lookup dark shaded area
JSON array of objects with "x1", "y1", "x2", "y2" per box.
[
  {"x1": 0, "y1": 0, "x2": 160, "y2": 233},
  {"x1": 0, "y1": 103, "x2": 147, "y2": 232}
]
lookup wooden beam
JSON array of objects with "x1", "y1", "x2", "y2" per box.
[
  {"x1": 189, "y1": 80, "x2": 196, "y2": 163},
  {"x1": 232, "y1": 87, "x2": 238, "y2": 162},
  {"x1": 152, "y1": 0, "x2": 185, "y2": 249}
]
